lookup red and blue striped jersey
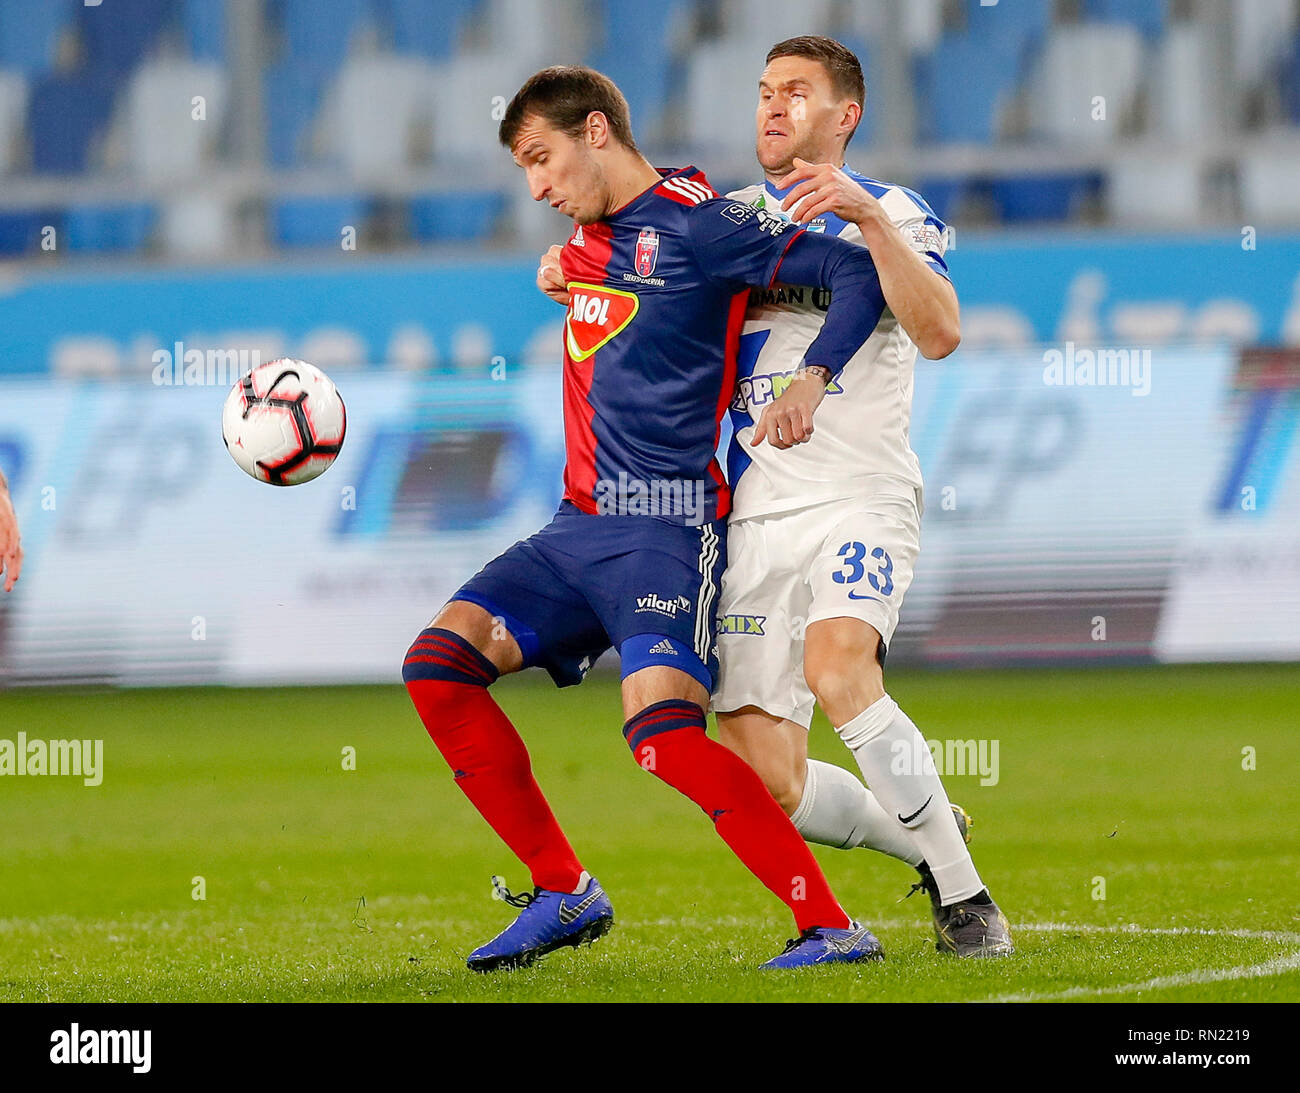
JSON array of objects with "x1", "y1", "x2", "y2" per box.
[{"x1": 558, "y1": 166, "x2": 806, "y2": 525}]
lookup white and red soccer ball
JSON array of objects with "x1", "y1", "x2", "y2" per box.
[{"x1": 221, "y1": 359, "x2": 346, "y2": 486}]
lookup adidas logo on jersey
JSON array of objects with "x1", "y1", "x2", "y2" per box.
[
  {"x1": 566, "y1": 283, "x2": 639, "y2": 361},
  {"x1": 635, "y1": 594, "x2": 692, "y2": 617},
  {"x1": 647, "y1": 639, "x2": 677, "y2": 656}
]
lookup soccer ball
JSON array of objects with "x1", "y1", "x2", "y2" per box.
[{"x1": 221, "y1": 359, "x2": 347, "y2": 486}]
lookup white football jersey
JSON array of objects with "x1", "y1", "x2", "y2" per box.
[{"x1": 725, "y1": 169, "x2": 950, "y2": 520}]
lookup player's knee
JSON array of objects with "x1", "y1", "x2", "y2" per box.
[
  {"x1": 402, "y1": 625, "x2": 499, "y2": 688},
  {"x1": 805, "y1": 641, "x2": 885, "y2": 717},
  {"x1": 722, "y1": 738, "x2": 801, "y2": 814}
]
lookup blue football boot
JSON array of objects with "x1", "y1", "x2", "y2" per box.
[
  {"x1": 466, "y1": 873, "x2": 615, "y2": 972},
  {"x1": 759, "y1": 921, "x2": 885, "y2": 969}
]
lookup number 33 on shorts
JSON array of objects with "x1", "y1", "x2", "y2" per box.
[{"x1": 831, "y1": 541, "x2": 894, "y2": 599}]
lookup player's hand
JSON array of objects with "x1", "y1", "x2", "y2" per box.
[
  {"x1": 536, "y1": 244, "x2": 569, "y2": 306},
  {"x1": 776, "y1": 157, "x2": 882, "y2": 228},
  {"x1": 750, "y1": 370, "x2": 828, "y2": 450},
  {"x1": 0, "y1": 487, "x2": 22, "y2": 593}
]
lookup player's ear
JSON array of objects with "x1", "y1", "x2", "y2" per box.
[
  {"x1": 585, "y1": 110, "x2": 610, "y2": 150},
  {"x1": 841, "y1": 100, "x2": 862, "y2": 143}
]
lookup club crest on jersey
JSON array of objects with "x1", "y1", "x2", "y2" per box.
[
  {"x1": 565, "y1": 282, "x2": 639, "y2": 361},
  {"x1": 635, "y1": 227, "x2": 660, "y2": 276}
]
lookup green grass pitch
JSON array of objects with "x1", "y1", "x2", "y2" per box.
[{"x1": 0, "y1": 663, "x2": 1297, "y2": 1002}]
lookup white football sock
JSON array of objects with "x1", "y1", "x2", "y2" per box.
[
  {"x1": 836, "y1": 694, "x2": 984, "y2": 904},
  {"x1": 789, "y1": 758, "x2": 923, "y2": 866}
]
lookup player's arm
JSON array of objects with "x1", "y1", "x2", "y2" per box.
[
  {"x1": 776, "y1": 158, "x2": 960, "y2": 360},
  {"x1": 687, "y1": 198, "x2": 887, "y2": 449},
  {"x1": 0, "y1": 467, "x2": 22, "y2": 593}
]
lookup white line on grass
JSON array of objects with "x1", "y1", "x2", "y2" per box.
[{"x1": 987, "y1": 922, "x2": 1300, "y2": 1002}]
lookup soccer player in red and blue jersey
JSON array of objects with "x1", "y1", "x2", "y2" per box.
[{"x1": 402, "y1": 66, "x2": 890, "y2": 970}]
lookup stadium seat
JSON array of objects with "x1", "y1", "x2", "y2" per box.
[
  {"x1": 1082, "y1": 0, "x2": 1166, "y2": 39},
  {"x1": 965, "y1": 0, "x2": 1051, "y2": 59},
  {"x1": 719, "y1": 0, "x2": 837, "y2": 47},
  {"x1": 278, "y1": 0, "x2": 373, "y2": 68},
  {"x1": 270, "y1": 194, "x2": 372, "y2": 248},
  {"x1": 63, "y1": 203, "x2": 156, "y2": 252},
  {"x1": 483, "y1": 0, "x2": 586, "y2": 64},
  {"x1": 77, "y1": 0, "x2": 172, "y2": 76},
  {"x1": 1232, "y1": 0, "x2": 1296, "y2": 91},
  {"x1": 322, "y1": 53, "x2": 435, "y2": 181},
  {"x1": 0, "y1": 0, "x2": 76, "y2": 77},
  {"x1": 1107, "y1": 152, "x2": 1202, "y2": 225},
  {"x1": 160, "y1": 193, "x2": 237, "y2": 258},
  {"x1": 683, "y1": 40, "x2": 765, "y2": 154},
  {"x1": 1238, "y1": 139, "x2": 1300, "y2": 223},
  {"x1": 911, "y1": 178, "x2": 964, "y2": 223},
  {"x1": 125, "y1": 58, "x2": 228, "y2": 182},
  {"x1": 915, "y1": 33, "x2": 1021, "y2": 144},
  {"x1": 409, "y1": 191, "x2": 505, "y2": 242},
  {"x1": 989, "y1": 173, "x2": 1100, "y2": 223},
  {"x1": 1284, "y1": 27, "x2": 1300, "y2": 125},
  {"x1": 28, "y1": 74, "x2": 117, "y2": 173},
  {"x1": 0, "y1": 210, "x2": 46, "y2": 256},
  {"x1": 1149, "y1": 22, "x2": 1227, "y2": 142},
  {"x1": 587, "y1": 0, "x2": 690, "y2": 138},
  {"x1": 183, "y1": 0, "x2": 227, "y2": 63},
  {"x1": 0, "y1": 69, "x2": 28, "y2": 175},
  {"x1": 427, "y1": 52, "x2": 537, "y2": 163},
  {"x1": 264, "y1": 63, "x2": 331, "y2": 166},
  {"x1": 1026, "y1": 23, "x2": 1145, "y2": 144},
  {"x1": 384, "y1": 0, "x2": 476, "y2": 59}
]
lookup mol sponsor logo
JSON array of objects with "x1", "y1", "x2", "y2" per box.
[{"x1": 565, "y1": 283, "x2": 639, "y2": 361}]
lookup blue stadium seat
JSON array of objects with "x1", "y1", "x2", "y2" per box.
[
  {"x1": 989, "y1": 173, "x2": 1101, "y2": 223},
  {"x1": 77, "y1": 0, "x2": 171, "y2": 75},
  {"x1": 0, "y1": 211, "x2": 47, "y2": 256},
  {"x1": 264, "y1": 63, "x2": 331, "y2": 166},
  {"x1": 28, "y1": 75, "x2": 117, "y2": 173},
  {"x1": 0, "y1": 0, "x2": 76, "y2": 76},
  {"x1": 278, "y1": 0, "x2": 372, "y2": 67},
  {"x1": 1083, "y1": 0, "x2": 1166, "y2": 38},
  {"x1": 966, "y1": 0, "x2": 1051, "y2": 56},
  {"x1": 912, "y1": 178, "x2": 965, "y2": 223},
  {"x1": 64, "y1": 203, "x2": 156, "y2": 252},
  {"x1": 1283, "y1": 28, "x2": 1300, "y2": 125},
  {"x1": 183, "y1": 0, "x2": 227, "y2": 62},
  {"x1": 587, "y1": 0, "x2": 690, "y2": 134},
  {"x1": 383, "y1": 0, "x2": 477, "y2": 58},
  {"x1": 270, "y1": 195, "x2": 371, "y2": 247},
  {"x1": 409, "y1": 192, "x2": 505, "y2": 242},
  {"x1": 915, "y1": 33, "x2": 1022, "y2": 144}
]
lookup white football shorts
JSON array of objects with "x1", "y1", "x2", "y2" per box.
[{"x1": 712, "y1": 492, "x2": 920, "y2": 729}]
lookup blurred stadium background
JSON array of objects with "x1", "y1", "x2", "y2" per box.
[{"x1": 0, "y1": 0, "x2": 1298, "y2": 686}]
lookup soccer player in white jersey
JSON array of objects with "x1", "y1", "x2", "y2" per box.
[
  {"x1": 536, "y1": 36, "x2": 1010, "y2": 955},
  {"x1": 712, "y1": 35, "x2": 1011, "y2": 956}
]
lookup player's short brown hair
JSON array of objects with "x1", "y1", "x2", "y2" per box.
[
  {"x1": 499, "y1": 65, "x2": 639, "y2": 153},
  {"x1": 765, "y1": 35, "x2": 866, "y2": 145}
]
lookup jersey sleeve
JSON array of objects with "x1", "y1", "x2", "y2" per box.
[
  {"x1": 684, "y1": 198, "x2": 807, "y2": 289},
  {"x1": 889, "y1": 186, "x2": 951, "y2": 281}
]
